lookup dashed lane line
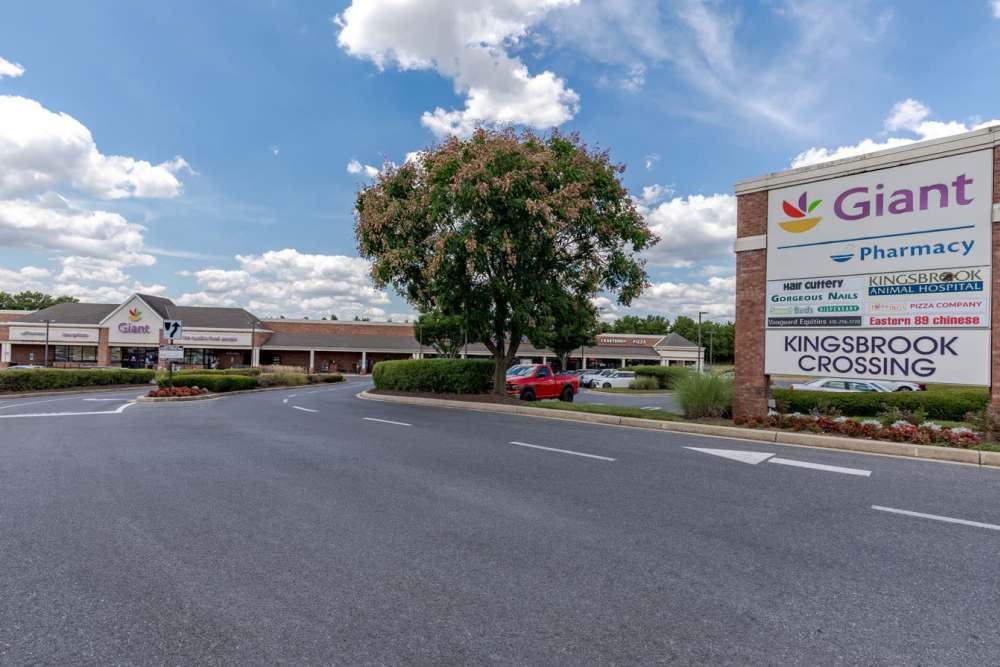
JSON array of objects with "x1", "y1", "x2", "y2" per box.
[
  {"x1": 292, "y1": 406, "x2": 318, "y2": 413},
  {"x1": 363, "y1": 417, "x2": 412, "y2": 427},
  {"x1": 508, "y1": 441, "x2": 616, "y2": 462}
]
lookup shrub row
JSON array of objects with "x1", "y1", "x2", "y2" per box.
[
  {"x1": 309, "y1": 373, "x2": 344, "y2": 384},
  {"x1": 625, "y1": 365, "x2": 692, "y2": 389},
  {"x1": 628, "y1": 377, "x2": 660, "y2": 391},
  {"x1": 373, "y1": 359, "x2": 495, "y2": 394},
  {"x1": 162, "y1": 374, "x2": 259, "y2": 392},
  {"x1": 735, "y1": 413, "x2": 981, "y2": 448},
  {"x1": 174, "y1": 368, "x2": 261, "y2": 376},
  {"x1": 258, "y1": 372, "x2": 308, "y2": 387},
  {"x1": 0, "y1": 368, "x2": 155, "y2": 392},
  {"x1": 675, "y1": 373, "x2": 733, "y2": 419},
  {"x1": 772, "y1": 387, "x2": 988, "y2": 422}
]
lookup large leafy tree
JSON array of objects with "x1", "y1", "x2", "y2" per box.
[
  {"x1": 356, "y1": 128, "x2": 656, "y2": 393},
  {"x1": 0, "y1": 291, "x2": 78, "y2": 310}
]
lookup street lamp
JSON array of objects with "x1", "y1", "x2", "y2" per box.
[
  {"x1": 697, "y1": 311, "x2": 708, "y2": 373},
  {"x1": 707, "y1": 329, "x2": 715, "y2": 369},
  {"x1": 42, "y1": 318, "x2": 54, "y2": 368}
]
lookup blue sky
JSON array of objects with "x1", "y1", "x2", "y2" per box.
[{"x1": 0, "y1": 0, "x2": 998, "y2": 321}]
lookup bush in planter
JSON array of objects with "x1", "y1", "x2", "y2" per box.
[
  {"x1": 625, "y1": 365, "x2": 691, "y2": 389},
  {"x1": 675, "y1": 373, "x2": 733, "y2": 419},
  {"x1": 373, "y1": 359, "x2": 495, "y2": 394},
  {"x1": 772, "y1": 387, "x2": 987, "y2": 422},
  {"x1": 629, "y1": 377, "x2": 660, "y2": 391},
  {"x1": 308, "y1": 373, "x2": 345, "y2": 384},
  {"x1": 0, "y1": 368, "x2": 155, "y2": 392},
  {"x1": 162, "y1": 374, "x2": 259, "y2": 392},
  {"x1": 258, "y1": 372, "x2": 308, "y2": 387}
]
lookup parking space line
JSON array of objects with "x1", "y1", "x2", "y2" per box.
[
  {"x1": 508, "y1": 441, "x2": 616, "y2": 462},
  {"x1": 872, "y1": 505, "x2": 1000, "y2": 531},
  {"x1": 292, "y1": 406, "x2": 317, "y2": 413},
  {"x1": 0, "y1": 397, "x2": 77, "y2": 411},
  {"x1": 363, "y1": 417, "x2": 412, "y2": 427}
]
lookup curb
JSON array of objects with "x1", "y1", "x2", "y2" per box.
[
  {"x1": 135, "y1": 393, "x2": 220, "y2": 403},
  {"x1": 358, "y1": 390, "x2": 997, "y2": 469}
]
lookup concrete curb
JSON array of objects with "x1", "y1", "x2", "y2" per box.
[
  {"x1": 135, "y1": 393, "x2": 218, "y2": 403},
  {"x1": 358, "y1": 390, "x2": 997, "y2": 468}
]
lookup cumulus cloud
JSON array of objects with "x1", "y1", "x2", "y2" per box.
[
  {"x1": 0, "y1": 193, "x2": 154, "y2": 265},
  {"x1": 0, "y1": 265, "x2": 49, "y2": 292},
  {"x1": 52, "y1": 281, "x2": 168, "y2": 304},
  {"x1": 56, "y1": 256, "x2": 130, "y2": 284},
  {"x1": 638, "y1": 193, "x2": 736, "y2": 267},
  {"x1": 347, "y1": 159, "x2": 380, "y2": 178},
  {"x1": 993, "y1": 0, "x2": 1000, "y2": 18},
  {"x1": 0, "y1": 95, "x2": 192, "y2": 199},
  {"x1": 336, "y1": 0, "x2": 580, "y2": 137},
  {"x1": 177, "y1": 249, "x2": 391, "y2": 319},
  {"x1": 638, "y1": 184, "x2": 675, "y2": 206},
  {"x1": 792, "y1": 99, "x2": 1000, "y2": 167},
  {"x1": 0, "y1": 57, "x2": 24, "y2": 79},
  {"x1": 632, "y1": 276, "x2": 735, "y2": 319}
]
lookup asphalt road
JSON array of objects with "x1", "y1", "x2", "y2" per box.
[
  {"x1": 575, "y1": 387, "x2": 681, "y2": 413},
  {"x1": 2, "y1": 380, "x2": 1000, "y2": 664}
]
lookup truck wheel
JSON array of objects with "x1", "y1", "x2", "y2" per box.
[
  {"x1": 520, "y1": 388, "x2": 536, "y2": 402},
  {"x1": 560, "y1": 386, "x2": 574, "y2": 402}
]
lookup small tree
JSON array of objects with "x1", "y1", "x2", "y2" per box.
[
  {"x1": 529, "y1": 296, "x2": 598, "y2": 371},
  {"x1": 356, "y1": 128, "x2": 656, "y2": 393},
  {"x1": 0, "y1": 291, "x2": 78, "y2": 310},
  {"x1": 416, "y1": 311, "x2": 467, "y2": 358}
]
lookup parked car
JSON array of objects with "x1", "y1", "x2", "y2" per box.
[
  {"x1": 505, "y1": 363, "x2": 579, "y2": 402},
  {"x1": 592, "y1": 370, "x2": 636, "y2": 389},
  {"x1": 789, "y1": 378, "x2": 890, "y2": 393},
  {"x1": 872, "y1": 380, "x2": 925, "y2": 392},
  {"x1": 579, "y1": 368, "x2": 617, "y2": 388}
]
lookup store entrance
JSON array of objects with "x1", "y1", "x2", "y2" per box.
[{"x1": 114, "y1": 347, "x2": 159, "y2": 369}]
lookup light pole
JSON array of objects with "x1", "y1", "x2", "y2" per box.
[
  {"x1": 697, "y1": 311, "x2": 708, "y2": 373},
  {"x1": 43, "y1": 318, "x2": 54, "y2": 368},
  {"x1": 249, "y1": 316, "x2": 257, "y2": 368},
  {"x1": 707, "y1": 329, "x2": 715, "y2": 369}
]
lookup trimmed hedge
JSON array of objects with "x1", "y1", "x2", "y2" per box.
[
  {"x1": 162, "y1": 374, "x2": 259, "y2": 392},
  {"x1": 0, "y1": 368, "x2": 155, "y2": 392},
  {"x1": 772, "y1": 387, "x2": 988, "y2": 421},
  {"x1": 174, "y1": 368, "x2": 261, "y2": 376},
  {"x1": 625, "y1": 365, "x2": 692, "y2": 389},
  {"x1": 308, "y1": 373, "x2": 344, "y2": 384},
  {"x1": 258, "y1": 372, "x2": 308, "y2": 387},
  {"x1": 373, "y1": 359, "x2": 495, "y2": 394}
]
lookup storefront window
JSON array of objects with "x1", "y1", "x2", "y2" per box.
[{"x1": 54, "y1": 346, "x2": 98, "y2": 363}]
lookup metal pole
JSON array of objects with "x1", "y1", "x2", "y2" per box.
[
  {"x1": 708, "y1": 330, "x2": 715, "y2": 369},
  {"x1": 697, "y1": 311, "x2": 708, "y2": 373},
  {"x1": 44, "y1": 319, "x2": 51, "y2": 368},
  {"x1": 250, "y1": 318, "x2": 256, "y2": 368}
]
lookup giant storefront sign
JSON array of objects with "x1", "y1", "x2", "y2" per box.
[{"x1": 764, "y1": 149, "x2": 992, "y2": 385}]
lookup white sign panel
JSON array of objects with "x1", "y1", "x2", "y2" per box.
[
  {"x1": 8, "y1": 326, "x2": 100, "y2": 343},
  {"x1": 766, "y1": 267, "x2": 990, "y2": 329},
  {"x1": 766, "y1": 150, "x2": 992, "y2": 280},
  {"x1": 765, "y1": 329, "x2": 990, "y2": 385},
  {"x1": 107, "y1": 297, "x2": 162, "y2": 345},
  {"x1": 159, "y1": 344, "x2": 184, "y2": 360},
  {"x1": 180, "y1": 331, "x2": 252, "y2": 348}
]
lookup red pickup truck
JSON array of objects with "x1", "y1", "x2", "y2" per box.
[{"x1": 505, "y1": 364, "x2": 579, "y2": 402}]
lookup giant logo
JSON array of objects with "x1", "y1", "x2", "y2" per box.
[{"x1": 779, "y1": 192, "x2": 822, "y2": 233}]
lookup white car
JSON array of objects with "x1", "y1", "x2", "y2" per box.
[
  {"x1": 592, "y1": 370, "x2": 636, "y2": 389},
  {"x1": 580, "y1": 368, "x2": 617, "y2": 387},
  {"x1": 788, "y1": 378, "x2": 923, "y2": 393}
]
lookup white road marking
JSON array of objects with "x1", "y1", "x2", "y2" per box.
[
  {"x1": 363, "y1": 417, "x2": 412, "y2": 426},
  {"x1": 686, "y1": 447, "x2": 774, "y2": 465},
  {"x1": 292, "y1": 406, "x2": 317, "y2": 413},
  {"x1": 509, "y1": 441, "x2": 616, "y2": 462},
  {"x1": 641, "y1": 406, "x2": 660, "y2": 411},
  {"x1": 0, "y1": 397, "x2": 76, "y2": 411},
  {"x1": 288, "y1": 394, "x2": 297, "y2": 398},
  {"x1": 282, "y1": 398, "x2": 288, "y2": 404},
  {"x1": 82, "y1": 398, "x2": 131, "y2": 402},
  {"x1": 872, "y1": 505, "x2": 1000, "y2": 531},
  {"x1": 0, "y1": 402, "x2": 135, "y2": 419},
  {"x1": 769, "y1": 457, "x2": 871, "y2": 477}
]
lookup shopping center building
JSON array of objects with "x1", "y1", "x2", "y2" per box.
[{"x1": 0, "y1": 293, "x2": 703, "y2": 372}]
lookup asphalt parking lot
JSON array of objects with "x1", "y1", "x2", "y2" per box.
[{"x1": 2, "y1": 379, "x2": 1000, "y2": 664}]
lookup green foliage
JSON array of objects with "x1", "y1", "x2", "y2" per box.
[
  {"x1": 529, "y1": 295, "x2": 598, "y2": 370},
  {"x1": 669, "y1": 316, "x2": 699, "y2": 343},
  {"x1": 625, "y1": 365, "x2": 692, "y2": 389},
  {"x1": 772, "y1": 387, "x2": 988, "y2": 422},
  {"x1": 0, "y1": 368, "x2": 154, "y2": 392},
  {"x1": 675, "y1": 373, "x2": 733, "y2": 419},
  {"x1": 355, "y1": 128, "x2": 656, "y2": 393},
  {"x1": 876, "y1": 406, "x2": 928, "y2": 427},
  {"x1": 258, "y1": 372, "x2": 308, "y2": 387},
  {"x1": 416, "y1": 311, "x2": 467, "y2": 358},
  {"x1": 599, "y1": 314, "x2": 670, "y2": 335},
  {"x1": 0, "y1": 291, "x2": 78, "y2": 311},
  {"x1": 372, "y1": 359, "x2": 495, "y2": 394},
  {"x1": 521, "y1": 401, "x2": 678, "y2": 421},
  {"x1": 163, "y1": 374, "x2": 259, "y2": 392},
  {"x1": 308, "y1": 373, "x2": 345, "y2": 384},
  {"x1": 173, "y1": 368, "x2": 261, "y2": 376},
  {"x1": 628, "y1": 377, "x2": 660, "y2": 390}
]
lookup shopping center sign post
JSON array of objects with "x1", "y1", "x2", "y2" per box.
[
  {"x1": 161, "y1": 320, "x2": 183, "y2": 389},
  {"x1": 733, "y1": 129, "x2": 999, "y2": 417}
]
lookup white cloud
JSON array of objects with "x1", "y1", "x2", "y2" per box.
[
  {"x1": 0, "y1": 57, "x2": 24, "y2": 79},
  {"x1": 52, "y1": 281, "x2": 167, "y2": 303},
  {"x1": 0, "y1": 193, "x2": 154, "y2": 265},
  {"x1": 792, "y1": 98, "x2": 1000, "y2": 167},
  {"x1": 644, "y1": 153, "x2": 660, "y2": 170},
  {"x1": 336, "y1": 0, "x2": 580, "y2": 137},
  {"x1": 0, "y1": 265, "x2": 49, "y2": 292},
  {"x1": 632, "y1": 275, "x2": 735, "y2": 320},
  {"x1": 992, "y1": 0, "x2": 1000, "y2": 18},
  {"x1": 271, "y1": 145, "x2": 280, "y2": 157},
  {"x1": 346, "y1": 159, "x2": 380, "y2": 179},
  {"x1": 177, "y1": 249, "x2": 391, "y2": 319},
  {"x1": 56, "y1": 256, "x2": 129, "y2": 284},
  {"x1": 0, "y1": 95, "x2": 192, "y2": 199},
  {"x1": 638, "y1": 183, "x2": 675, "y2": 206},
  {"x1": 638, "y1": 193, "x2": 736, "y2": 267}
]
